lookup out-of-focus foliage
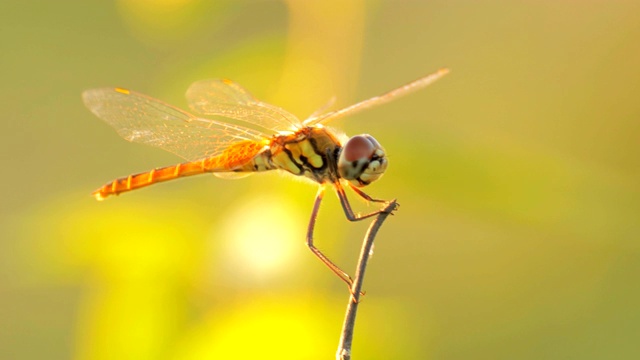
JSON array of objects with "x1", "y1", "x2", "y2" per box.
[{"x1": 1, "y1": 0, "x2": 639, "y2": 359}]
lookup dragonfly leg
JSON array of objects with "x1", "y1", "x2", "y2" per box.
[
  {"x1": 306, "y1": 185, "x2": 354, "y2": 288},
  {"x1": 335, "y1": 181, "x2": 399, "y2": 221},
  {"x1": 347, "y1": 182, "x2": 388, "y2": 203}
]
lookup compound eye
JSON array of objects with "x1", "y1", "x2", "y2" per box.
[
  {"x1": 342, "y1": 135, "x2": 375, "y2": 163},
  {"x1": 337, "y1": 135, "x2": 387, "y2": 187}
]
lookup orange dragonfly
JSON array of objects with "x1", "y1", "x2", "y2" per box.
[{"x1": 83, "y1": 68, "x2": 449, "y2": 287}]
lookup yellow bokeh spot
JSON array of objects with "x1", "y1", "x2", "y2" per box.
[
  {"x1": 115, "y1": 0, "x2": 230, "y2": 45},
  {"x1": 174, "y1": 296, "x2": 335, "y2": 360},
  {"x1": 214, "y1": 194, "x2": 304, "y2": 283}
]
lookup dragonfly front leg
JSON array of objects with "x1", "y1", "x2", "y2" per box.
[
  {"x1": 335, "y1": 181, "x2": 399, "y2": 221},
  {"x1": 347, "y1": 182, "x2": 390, "y2": 204},
  {"x1": 306, "y1": 185, "x2": 354, "y2": 287}
]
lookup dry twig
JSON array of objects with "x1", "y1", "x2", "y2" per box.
[{"x1": 336, "y1": 200, "x2": 399, "y2": 360}]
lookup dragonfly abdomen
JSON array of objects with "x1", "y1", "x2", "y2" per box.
[
  {"x1": 93, "y1": 140, "x2": 271, "y2": 200},
  {"x1": 92, "y1": 161, "x2": 210, "y2": 200}
]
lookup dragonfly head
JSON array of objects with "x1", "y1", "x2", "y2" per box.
[{"x1": 337, "y1": 134, "x2": 388, "y2": 187}]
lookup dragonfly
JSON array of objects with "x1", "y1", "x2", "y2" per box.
[{"x1": 83, "y1": 68, "x2": 449, "y2": 287}]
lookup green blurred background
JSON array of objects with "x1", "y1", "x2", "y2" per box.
[{"x1": 1, "y1": 0, "x2": 639, "y2": 359}]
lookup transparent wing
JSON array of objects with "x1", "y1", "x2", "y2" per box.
[
  {"x1": 304, "y1": 68, "x2": 450, "y2": 126},
  {"x1": 186, "y1": 79, "x2": 302, "y2": 133},
  {"x1": 82, "y1": 87, "x2": 269, "y2": 162}
]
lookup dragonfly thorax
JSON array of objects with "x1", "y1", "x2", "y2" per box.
[
  {"x1": 337, "y1": 134, "x2": 388, "y2": 187},
  {"x1": 268, "y1": 126, "x2": 342, "y2": 184}
]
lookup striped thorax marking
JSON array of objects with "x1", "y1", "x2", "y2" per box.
[{"x1": 269, "y1": 126, "x2": 341, "y2": 183}]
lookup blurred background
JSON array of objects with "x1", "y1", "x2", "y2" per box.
[{"x1": 1, "y1": 0, "x2": 639, "y2": 359}]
